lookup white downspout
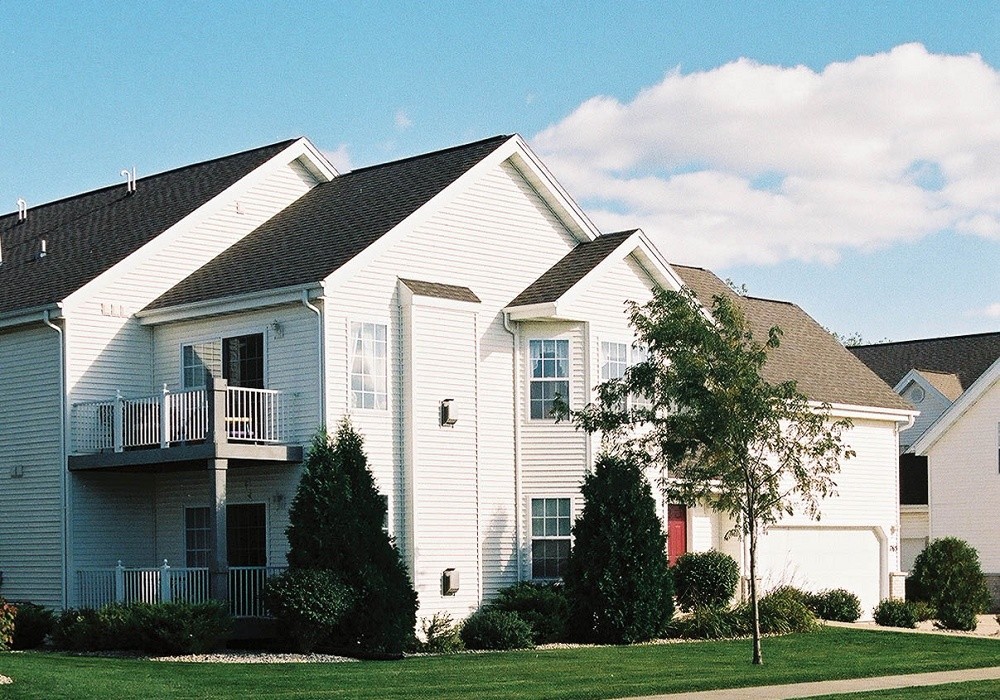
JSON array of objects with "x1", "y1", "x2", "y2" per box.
[
  {"x1": 42, "y1": 309, "x2": 69, "y2": 608},
  {"x1": 502, "y1": 311, "x2": 523, "y2": 581},
  {"x1": 301, "y1": 289, "x2": 325, "y2": 429}
]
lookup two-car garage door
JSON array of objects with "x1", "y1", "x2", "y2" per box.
[{"x1": 757, "y1": 527, "x2": 882, "y2": 620}]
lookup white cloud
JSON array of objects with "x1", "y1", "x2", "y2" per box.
[
  {"x1": 395, "y1": 109, "x2": 413, "y2": 131},
  {"x1": 320, "y1": 144, "x2": 353, "y2": 173},
  {"x1": 531, "y1": 43, "x2": 1000, "y2": 267},
  {"x1": 968, "y1": 302, "x2": 1000, "y2": 319}
]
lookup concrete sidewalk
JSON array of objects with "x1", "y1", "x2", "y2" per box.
[{"x1": 620, "y1": 665, "x2": 1000, "y2": 699}]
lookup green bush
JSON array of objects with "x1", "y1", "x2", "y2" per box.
[
  {"x1": 874, "y1": 599, "x2": 918, "y2": 628},
  {"x1": 0, "y1": 599, "x2": 16, "y2": 651},
  {"x1": 753, "y1": 586, "x2": 818, "y2": 634},
  {"x1": 909, "y1": 537, "x2": 991, "y2": 631},
  {"x1": 564, "y1": 453, "x2": 674, "y2": 644},
  {"x1": 11, "y1": 603, "x2": 55, "y2": 650},
  {"x1": 51, "y1": 602, "x2": 230, "y2": 654},
  {"x1": 129, "y1": 601, "x2": 230, "y2": 655},
  {"x1": 809, "y1": 588, "x2": 862, "y2": 622},
  {"x1": 911, "y1": 600, "x2": 936, "y2": 622},
  {"x1": 489, "y1": 582, "x2": 569, "y2": 644},
  {"x1": 460, "y1": 609, "x2": 535, "y2": 651},
  {"x1": 285, "y1": 424, "x2": 418, "y2": 654},
  {"x1": 263, "y1": 568, "x2": 353, "y2": 653},
  {"x1": 671, "y1": 550, "x2": 740, "y2": 612},
  {"x1": 413, "y1": 612, "x2": 464, "y2": 653},
  {"x1": 666, "y1": 606, "x2": 750, "y2": 640}
]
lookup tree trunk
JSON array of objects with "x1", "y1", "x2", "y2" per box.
[{"x1": 749, "y1": 520, "x2": 762, "y2": 665}]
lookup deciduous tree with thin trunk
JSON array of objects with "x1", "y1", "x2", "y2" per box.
[{"x1": 562, "y1": 286, "x2": 853, "y2": 664}]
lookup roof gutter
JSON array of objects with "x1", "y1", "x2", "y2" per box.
[
  {"x1": 0, "y1": 303, "x2": 63, "y2": 330},
  {"x1": 136, "y1": 283, "x2": 322, "y2": 325},
  {"x1": 819, "y1": 401, "x2": 918, "y2": 424}
]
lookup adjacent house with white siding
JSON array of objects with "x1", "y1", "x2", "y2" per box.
[
  {"x1": 0, "y1": 133, "x2": 912, "y2": 623},
  {"x1": 851, "y1": 333, "x2": 1000, "y2": 573}
]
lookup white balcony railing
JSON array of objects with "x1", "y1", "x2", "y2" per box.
[
  {"x1": 76, "y1": 560, "x2": 286, "y2": 618},
  {"x1": 72, "y1": 384, "x2": 287, "y2": 455}
]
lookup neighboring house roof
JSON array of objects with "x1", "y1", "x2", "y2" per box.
[
  {"x1": 672, "y1": 264, "x2": 912, "y2": 412},
  {"x1": 912, "y1": 355, "x2": 1000, "y2": 455},
  {"x1": 912, "y1": 369, "x2": 964, "y2": 402},
  {"x1": 399, "y1": 278, "x2": 480, "y2": 303},
  {"x1": 849, "y1": 332, "x2": 1000, "y2": 392},
  {"x1": 506, "y1": 230, "x2": 636, "y2": 307},
  {"x1": 0, "y1": 140, "x2": 296, "y2": 316},
  {"x1": 146, "y1": 135, "x2": 511, "y2": 310}
]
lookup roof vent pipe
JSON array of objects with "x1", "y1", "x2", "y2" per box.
[
  {"x1": 16, "y1": 198, "x2": 27, "y2": 222},
  {"x1": 39, "y1": 239, "x2": 47, "y2": 258},
  {"x1": 121, "y1": 167, "x2": 136, "y2": 195}
]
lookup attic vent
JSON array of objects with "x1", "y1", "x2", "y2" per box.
[
  {"x1": 121, "y1": 167, "x2": 137, "y2": 195},
  {"x1": 16, "y1": 198, "x2": 27, "y2": 223}
]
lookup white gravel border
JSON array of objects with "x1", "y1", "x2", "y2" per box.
[{"x1": 150, "y1": 651, "x2": 359, "y2": 663}]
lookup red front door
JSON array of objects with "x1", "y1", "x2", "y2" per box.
[{"x1": 667, "y1": 504, "x2": 687, "y2": 566}]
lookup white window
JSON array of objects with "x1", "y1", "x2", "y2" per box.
[
  {"x1": 531, "y1": 497, "x2": 572, "y2": 579},
  {"x1": 351, "y1": 322, "x2": 388, "y2": 410},
  {"x1": 182, "y1": 342, "x2": 220, "y2": 389},
  {"x1": 529, "y1": 339, "x2": 569, "y2": 419},
  {"x1": 600, "y1": 341, "x2": 629, "y2": 382},
  {"x1": 185, "y1": 507, "x2": 211, "y2": 568},
  {"x1": 181, "y1": 333, "x2": 265, "y2": 389}
]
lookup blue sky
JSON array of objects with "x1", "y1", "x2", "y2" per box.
[{"x1": 2, "y1": 2, "x2": 997, "y2": 342}]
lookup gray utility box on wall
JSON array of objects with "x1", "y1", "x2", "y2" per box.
[{"x1": 442, "y1": 568, "x2": 460, "y2": 595}]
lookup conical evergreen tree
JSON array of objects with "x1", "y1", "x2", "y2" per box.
[
  {"x1": 563, "y1": 453, "x2": 674, "y2": 644},
  {"x1": 285, "y1": 420, "x2": 417, "y2": 653}
]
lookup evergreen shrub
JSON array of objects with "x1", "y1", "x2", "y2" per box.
[
  {"x1": 873, "y1": 599, "x2": 918, "y2": 628},
  {"x1": 808, "y1": 588, "x2": 862, "y2": 622},
  {"x1": 414, "y1": 612, "x2": 464, "y2": 653},
  {"x1": 11, "y1": 603, "x2": 55, "y2": 650},
  {"x1": 671, "y1": 550, "x2": 739, "y2": 611},
  {"x1": 909, "y1": 537, "x2": 991, "y2": 631},
  {"x1": 460, "y1": 609, "x2": 534, "y2": 651},
  {"x1": 563, "y1": 453, "x2": 674, "y2": 644},
  {"x1": 263, "y1": 568, "x2": 353, "y2": 652},
  {"x1": 489, "y1": 582, "x2": 569, "y2": 644},
  {"x1": 284, "y1": 423, "x2": 418, "y2": 655}
]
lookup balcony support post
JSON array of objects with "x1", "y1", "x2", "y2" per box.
[
  {"x1": 208, "y1": 458, "x2": 229, "y2": 604},
  {"x1": 207, "y1": 377, "x2": 229, "y2": 446}
]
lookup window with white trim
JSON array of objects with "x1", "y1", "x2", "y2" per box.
[
  {"x1": 529, "y1": 339, "x2": 569, "y2": 420},
  {"x1": 351, "y1": 322, "x2": 388, "y2": 410},
  {"x1": 600, "y1": 341, "x2": 629, "y2": 382},
  {"x1": 184, "y1": 507, "x2": 211, "y2": 568},
  {"x1": 182, "y1": 342, "x2": 220, "y2": 389},
  {"x1": 531, "y1": 497, "x2": 571, "y2": 579},
  {"x1": 181, "y1": 333, "x2": 264, "y2": 389},
  {"x1": 630, "y1": 343, "x2": 652, "y2": 408}
]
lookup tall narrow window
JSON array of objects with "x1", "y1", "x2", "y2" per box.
[
  {"x1": 351, "y1": 322, "x2": 388, "y2": 410},
  {"x1": 223, "y1": 333, "x2": 265, "y2": 389},
  {"x1": 529, "y1": 339, "x2": 569, "y2": 419},
  {"x1": 600, "y1": 342, "x2": 628, "y2": 382},
  {"x1": 185, "y1": 507, "x2": 211, "y2": 568},
  {"x1": 182, "y1": 342, "x2": 220, "y2": 389},
  {"x1": 531, "y1": 497, "x2": 571, "y2": 579}
]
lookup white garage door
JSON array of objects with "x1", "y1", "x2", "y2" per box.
[{"x1": 757, "y1": 527, "x2": 882, "y2": 620}]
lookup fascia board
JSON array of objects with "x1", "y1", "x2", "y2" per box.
[
  {"x1": 0, "y1": 303, "x2": 62, "y2": 330},
  {"x1": 503, "y1": 302, "x2": 560, "y2": 321},
  {"x1": 322, "y1": 135, "x2": 600, "y2": 291},
  {"x1": 62, "y1": 139, "x2": 328, "y2": 310},
  {"x1": 821, "y1": 401, "x2": 919, "y2": 423},
  {"x1": 135, "y1": 283, "x2": 322, "y2": 325},
  {"x1": 893, "y1": 369, "x2": 950, "y2": 406},
  {"x1": 912, "y1": 357, "x2": 1000, "y2": 455}
]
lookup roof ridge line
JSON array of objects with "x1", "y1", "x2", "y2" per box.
[
  {"x1": 852, "y1": 330, "x2": 1000, "y2": 348},
  {"x1": 344, "y1": 135, "x2": 512, "y2": 175}
]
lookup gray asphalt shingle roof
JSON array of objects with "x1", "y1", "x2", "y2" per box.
[
  {"x1": 399, "y1": 278, "x2": 480, "y2": 303},
  {"x1": 672, "y1": 264, "x2": 912, "y2": 411},
  {"x1": 506, "y1": 230, "x2": 635, "y2": 308},
  {"x1": 0, "y1": 140, "x2": 295, "y2": 316},
  {"x1": 849, "y1": 332, "x2": 1000, "y2": 392},
  {"x1": 147, "y1": 135, "x2": 510, "y2": 310}
]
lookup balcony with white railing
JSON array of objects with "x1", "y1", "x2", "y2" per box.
[
  {"x1": 68, "y1": 378, "x2": 302, "y2": 470},
  {"x1": 76, "y1": 560, "x2": 286, "y2": 618}
]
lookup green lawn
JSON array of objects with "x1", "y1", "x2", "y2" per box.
[
  {"x1": 2, "y1": 627, "x2": 999, "y2": 700},
  {"x1": 807, "y1": 680, "x2": 1000, "y2": 699}
]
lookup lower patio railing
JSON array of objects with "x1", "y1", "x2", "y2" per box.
[{"x1": 76, "y1": 560, "x2": 286, "y2": 618}]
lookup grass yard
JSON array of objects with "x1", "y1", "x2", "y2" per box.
[
  {"x1": 2, "y1": 627, "x2": 1000, "y2": 700},
  {"x1": 806, "y1": 679, "x2": 1000, "y2": 699}
]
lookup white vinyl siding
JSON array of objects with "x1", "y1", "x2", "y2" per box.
[{"x1": 0, "y1": 325, "x2": 66, "y2": 607}]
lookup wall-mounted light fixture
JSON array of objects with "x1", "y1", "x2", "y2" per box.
[
  {"x1": 440, "y1": 398, "x2": 457, "y2": 426},
  {"x1": 270, "y1": 320, "x2": 284, "y2": 339},
  {"x1": 442, "y1": 568, "x2": 459, "y2": 595}
]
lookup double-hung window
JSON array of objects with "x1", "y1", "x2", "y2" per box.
[
  {"x1": 529, "y1": 339, "x2": 569, "y2": 419},
  {"x1": 351, "y1": 322, "x2": 388, "y2": 410},
  {"x1": 531, "y1": 497, "x2": 571, "y2": 579},
  {"x1": 600, "y1": 340, "x2": 651, "y2": 408}
]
